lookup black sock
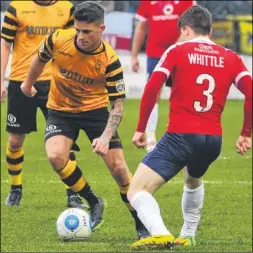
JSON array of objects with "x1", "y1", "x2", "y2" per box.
[
  {"x1": 69, "y1": 151, "x2": 76, "y2": 161},
  {"x1": 66, "y1": 188, "x2": 76, "y2": 196},
  {"x1": 78, "y1": 183, "x2": 99, "y2": 207},
  {"x1": 11, "y1": 185, "x2": 22, "y2": 190}
]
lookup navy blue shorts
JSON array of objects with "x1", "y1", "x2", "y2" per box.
[
  {"x1": 147, "y1": 57, "x2": 172, "y2": 87},
  {"x1": 142, "y1": 133, "x2": 222, "y2": 181},
  {"x1": 147, "y1": 57, "x2": 160, "y2": 78}
]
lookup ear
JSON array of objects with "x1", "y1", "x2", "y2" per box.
[
  {"x1": 100, "y1": 24, "x2": 106, "y2": 31},
  {"x1": 209, "y1": 27, "x2": 213, "y2": 38},
  {"x1": 181, "y1": 26, "x2": 188, "y2": 36},
  {"x1": 185, "y1": 26, "x2": 194, "y2": 36}
]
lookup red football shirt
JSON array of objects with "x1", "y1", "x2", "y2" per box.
[
  {"x1": 136, "y1": 0, "x2": 195, "y2": 58},
  {"x1": 137, "y1": 37, "x2": 252, "y2": 136}
]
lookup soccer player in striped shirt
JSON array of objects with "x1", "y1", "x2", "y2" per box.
[{"x1": 1, "y1": 0, "x2": 87, "y2": 208}]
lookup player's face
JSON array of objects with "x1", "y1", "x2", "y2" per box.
[{"x1": 75, "y1": 20, "x2": 106, "y2": 52}]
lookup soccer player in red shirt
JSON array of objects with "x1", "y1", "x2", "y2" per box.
[
  {"x1": 131, "y1": 0, "x2": 195, "y2": 152},
  {"x1": 127, "y1": 5, "x2": 252, "y2": 249}
]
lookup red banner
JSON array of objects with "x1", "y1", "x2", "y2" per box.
[{"x1": 103, "y1": 34, "x2": 132, "y2": 51}]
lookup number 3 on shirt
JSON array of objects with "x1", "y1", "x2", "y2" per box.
[{"x1": 194, "y1": 74, "x2": 215, "y2": 112}]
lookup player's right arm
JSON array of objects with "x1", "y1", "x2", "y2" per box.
[
  {"x1": 133, "y1": 46, "x2": 176, "y2": 148},
  {"x1": 131, "y1": 1, "x2": 149, "y2": 72},
  {"x1": 233, "y1": 54, "x2": 252, "y2": 155},
  {"x1": 0, "y1": 3, "x2": 19, "y2": 102},
  {"x1": 21, "y1": 32, "x2": 55, "y2": 97},
  {"x1": 1, "y1": 39, "x2": 12, "y2": 102}
]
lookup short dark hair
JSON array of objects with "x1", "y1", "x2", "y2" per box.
[
  {"x1": 74, "y1": 1, "x2": 104, "y2": 23},
  {"x1": 178, "y1": 5, "x2": 212, "y2": 35}
]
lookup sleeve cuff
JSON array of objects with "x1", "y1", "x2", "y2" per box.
[{"x1": 240, "y1": 128, "x2": 252, "y2": 137}]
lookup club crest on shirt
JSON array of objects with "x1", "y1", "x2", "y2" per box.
[
  {"x1": 116, "y1": 79, "x2": 125, "y2": 92},
  {"x1": 57, "y1": 9, "x2": 64, "y2": 17},
  {"x1": 95, "y1": 59, "x2": 104, "y2": 72}
]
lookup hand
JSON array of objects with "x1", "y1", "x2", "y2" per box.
[
  {"x1": 131, "y1": 56, "x2": 140, "y2": 73},
  {"x1": 20, "y1": 81, "x2": 37, "y2": 97},
  {"x1": 92, "y1": 137, "x2": 110, "y2": 156},
  {"x1": 132, "y1": 131, "x2": 147, "y2": 149},
  {"x1": 1, "y1": 79, "x2": 7, "y2": 103},
  {"x1": 236, "y1": 135, "x2": 251, "y2": 155}
]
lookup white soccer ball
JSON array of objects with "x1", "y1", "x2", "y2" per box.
[{"x1": 56, "y1": 208, "x2": 92, "y2": 241}]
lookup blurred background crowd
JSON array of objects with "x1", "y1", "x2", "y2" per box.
[
  {"x1": 1, "y1": 0, "x2": 252, "y2": 55},
  {"x1": 2, "y1": 1, "x2": 252, "y2": 17}
]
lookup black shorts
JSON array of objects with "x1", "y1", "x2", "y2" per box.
[
  {"x1": 45, "y1": 108, "x2": 123, "y2": 149},
  {"x1": 6, "y1": 80, "x2": 50, "y2": 134}
]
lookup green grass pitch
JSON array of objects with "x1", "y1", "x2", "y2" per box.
[{"x1": 1, "y1": 100, "x2": 252, "y2": 252}]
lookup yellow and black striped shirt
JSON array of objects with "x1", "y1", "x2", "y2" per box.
[
  {"x1": 38, "y1": 28, "x2": 126, "y2": 113},
  {"x1": 1, "y1": 0, "x2": 74, "y2": 81}
]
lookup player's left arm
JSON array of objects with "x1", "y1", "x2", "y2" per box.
[
  {"x1": 102, "y1": 56, "x2": 126, "y2": 140},
  {"x1": 237, "y1": 75, "x2": 252, "y2": 137},
  {"x1": 233, "y1": 56, "x2": 252, "y2": 138},
  {"x1": 233, "y1": 55, "x2": 252, "y2": 154},
  {"x1": 92, "y1": 97, "x2": 125, "y2": 156},
  {"x1": 92, "y1": 56, "x2": 126, "y2": 155},
  {"x1": 102, "y1": 97, "x2": 125, "y2": 142},
  {"x1": 235, "y1": 74, "x2": 252, "y2": 155}
]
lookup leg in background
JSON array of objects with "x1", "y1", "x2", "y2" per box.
[{"x1": 5, "y1": 133, "x2": 25, "y2": 206}]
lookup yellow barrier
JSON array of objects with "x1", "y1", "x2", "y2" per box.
[
  {"x1": 211, "y1": 15, "x2": 252, "y2": 55},
  {"x1": 211, "y1": 20, "x2": 234, "y2": 46},
  {"x1": 239, "y1": 21, "x2": 252, "y2": 55},
  {"x1": 227, "y1": 15, "x2": 252, "y2": 22}
]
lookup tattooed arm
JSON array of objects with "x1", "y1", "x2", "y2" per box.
[
  {"x1": 101, "y1": 98, "x2": 124, "y2": 142},
  {"x1": 92, "y1": 98, "x2": 125, "y2": 155}
]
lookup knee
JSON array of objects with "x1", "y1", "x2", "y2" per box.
[
  {"x1": 109, "y1": 159, "x2": 132, "y2": 185},
  {"x1": 109, "y1": 158, "x2": 127, "y2": 176},
  {"x1": 47, "y1": 152, "x2": 68, "y2": 171},
  {"x1": 111, "y1": 161, "x2": 126, "y2": 174},
  {"x1": 185, "y1": 175, "x2": 203, "y2": 189},
  {"x1": 8, "y1": 136, "x2": 24, "y2": 151}
]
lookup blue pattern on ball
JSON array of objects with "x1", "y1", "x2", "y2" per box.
[
  {"x1": 64, "y1": 215, "x2": 79, "y2": 231},
  {"x1": 89, "y1": 215, "x2": 92, "y2": 230}
]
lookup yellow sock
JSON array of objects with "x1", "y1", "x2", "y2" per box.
[
  {"x1": 57, "y1": 160, "x2": 99, "y2": 206},
  {"x1": 118, "y1": 173, "x2": 135, "y2": 211},
  {"x1": 57, "y1": 159, "x2": 86, "y2": 192},
  {"x1": 6, "y1": 144, "x2": 23, "y2": 188}
]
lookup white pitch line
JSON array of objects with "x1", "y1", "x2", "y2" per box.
[
  {"x1": 1, "y1": 180, "x2": 252, "y2": 185},
  {"x1": 0, "y1": 155, "x2": 252, "y2": 164},
  {"x1": 218, "y1": 156, "x2": 251, "y2": 160}
]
